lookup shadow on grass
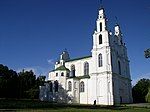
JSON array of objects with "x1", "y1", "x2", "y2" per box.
[{"x1": 0, "y1": 99, "x2": 141, "y2": 111}]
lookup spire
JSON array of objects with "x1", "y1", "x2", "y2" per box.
[
  {"x1": 64, "y1": 48, "x2": 67, "y2": 52},
  {"x1": 115, "y1": 16, "x2": 119, "y2": 26},
  {"x1": 98, "y1": 0, "x2": 105, "y2": 20},
  {"x1": 98, "y1": 8, "x2": 105, "y2": 19},
  {"x1": 60, "y1": 50, "x2": 70, "y2": 61},
  {"x1": 114, "y1": 16, "x2": 122, "y2": 35},
  {"x1": 96, "y1": 5, "x2": 107, "y2": 32},
  {"x1": 114, "y1": 24, "x2": 123, "y2": 45},
  {"x1": 115, "y1": 24, "x2": 121, "y2": 36}
]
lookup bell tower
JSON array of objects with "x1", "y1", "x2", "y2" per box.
[
  {"x1": 92, "y1": 8, "x2": 110, "y2": 50},
  {"x1": 90, "y1": 7, "x2": 113, "y2": 105},
  {"x1": 114, "y1": 24, "x2": 123, "y2": 45},
  {"x1": 97, "y1": 8, "x2": 107, "y2": 32},
  {"x1": 91, "y1": 7, "x2": 111, "y2": 73}
]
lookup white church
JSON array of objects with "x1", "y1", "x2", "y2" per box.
[{"x1": 39, "y1": 6, "x2": 133, "y2": 105}]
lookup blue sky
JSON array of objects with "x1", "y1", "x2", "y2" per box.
[{"x1": 0, "y1": 0, "x2": 150, "y2": 85}]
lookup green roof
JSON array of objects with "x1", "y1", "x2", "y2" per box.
[
  {"x1": 55, "y1": 66, "x2": 70, "y2": 71},
  {"x1": 68, "y1": 75, "x2": 90, "y2": 79},
  {"x1": 66, "y1": 55, "x2": 92, "y2": 62}
]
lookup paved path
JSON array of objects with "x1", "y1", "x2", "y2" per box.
[{"x1": 124, "y1": 103, "x2": 150, "y2": 108}]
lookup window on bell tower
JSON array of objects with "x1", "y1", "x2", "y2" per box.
[
  {"x1": 99, "y1": 34, "x2": 102, "y2": 44},
  {"x1": 100, "y1": 22, "x2": 102, "y2": 31},
  {"x1": 84, "y1": 62, "x2": 89, "y2": 75},
  {"x1": 118, "y1": 61, "x2": 121, "y2": 75},
  {"x1": 98, "y1": 53, "x2": 103, "y2": 67}
]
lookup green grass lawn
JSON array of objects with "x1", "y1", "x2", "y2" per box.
[
  {"x1": 0, "y1": 99, "x2": 149, "y2": 112},
  {"x1": 1, "y1": 108, "x2": 150, "y2": 112}
]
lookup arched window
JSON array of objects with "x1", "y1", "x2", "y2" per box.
[
  {"x1": 61, "y1": 72, "x2": 64, "y2": 76},
  {"x1": 84, "y1": 62, "x2": 89, "y2": 75},
  {"x1": 98, "y1": 54, "x2": 103, "y2": 67},
  {"x1": 118, "y1": 61, "x2": 121, "y2": 75},
  {"x1": 100, "y1": 22, "x2": 102, "y2": 31},
  {"x1": 49, "y1": 81, "x2": 53, "y2": 92},
  {"x1": 74, "y1": 82, "x2": 77, "y2": 89},
  {"x1": 80, "y1": 81, "x2": 85, "y2": 92},
  {"x1": 56, "y1": 73, "x2": 58, "y2": 77},
  {"x1": 68, "y1": 81, "x2": 72, "y2": 91},
  {"x1": 71, "y1": 65, "x2": 75, "y2": 77},
  {"x1": 54, "y1": 80, "x2": 58, "y2": 92},
  {"x1": 99, "y1": 34, "x2": 102, "y2": 44}
]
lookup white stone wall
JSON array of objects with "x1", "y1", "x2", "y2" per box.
[
  {"x1": 80, "y1": 79, "x2": 88, "y2": 104},
  {"x1": 87, "y1": 73, "x2": 114, "y2": 105},
  {"x1": 65, "y1": 57, "x2": 92, "y2": 77}
]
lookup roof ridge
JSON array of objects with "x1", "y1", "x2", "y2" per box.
[{"x1": 66, "y1": 55, "x2": 92, "y2": 62}]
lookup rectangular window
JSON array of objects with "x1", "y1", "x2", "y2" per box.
[
  {"x1": 99, "y1": 34, "x2": 102, "y2": 44},
  {"x1": 100, "y1": 23, "x2": 102, "y2": 31},
  {"x1": 98, "y1": 54, "x2": 103, "y2": 67}
]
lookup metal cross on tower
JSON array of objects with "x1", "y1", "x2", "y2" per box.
[{"x1": 100, "y1": 0, "x2": 103, "y2": 8}]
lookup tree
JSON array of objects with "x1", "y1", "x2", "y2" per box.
[
  {"x1": 144, "y1": 48, "x2": 150, "y2": 58},
  {"x1": 0, "y1": 64, "x2": 46, "y2": 99},
  {"x1": 18, "y1": 70, "x2": 36, "y2": 98},
  {"x1": 0, "y1": 64, "x2": 18, "y2": 98},
  {"x1": 132, "y1": 78, "x2": 150, "y2": 103},
  {"x1": 26, "y1": 75, "x2": 46, "y2": 99},
  {"x1": 36, "y1": 76, "x2": 46, "y2": 87},
  {"x1": 18, "y1": 70, "x2": 46, "y2": 99}
]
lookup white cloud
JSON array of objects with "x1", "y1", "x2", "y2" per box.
[
  {"x1": 47, "y1": 59, "x2": 55, "y2": 65},
  {"x1": 132, "y1": 72, "x2": 150, "y2": 86}
]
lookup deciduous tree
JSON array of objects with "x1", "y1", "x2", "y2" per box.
[{"x1": 132, "y1": 78, "x2": 150, "y2": 103}]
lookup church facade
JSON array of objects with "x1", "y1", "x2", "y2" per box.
[{"x1": 39, "y1": 7, "x2": 133, "y2": 105}]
